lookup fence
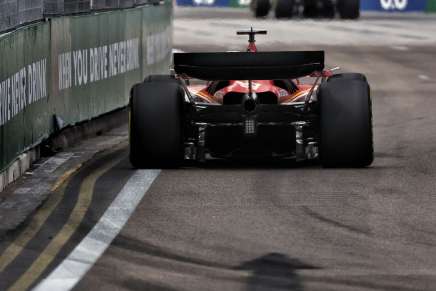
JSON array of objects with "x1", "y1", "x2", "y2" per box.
[{"x1": 0, "y1": 0, "x2": 163, "y2": 33}]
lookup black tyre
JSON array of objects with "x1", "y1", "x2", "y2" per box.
[
  {"x1": 337, "y1": 0, "x2": 360, "y2": 19},
  {"x1": 321, "y1": 0, "x2": 335, "y2": 18},
  {"x1": 319, "y1": 73, "x2": 373, "y2": 167},
  {"x1": 328, "y1": 73, "x2": 367, "y2": 82},
  {"x1": 303, "y1": 0, "x2": 318, "y2": 18},
  {"x1": 275, "y1": 0, "x2": 294, "y2": 18},
  {"x1": 251, "y1": 0, "x2": 271, "y2": 18},
  {"x1": 129, "y1": 75, "x2": 184, "y2": 168},
  {"x1": 304, "y1": 0, "x2": 335, "y2": 18}
]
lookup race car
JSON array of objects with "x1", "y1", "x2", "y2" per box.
[
  {"x1": 251, "y1": 0, "x2": 360, "y2": 19},
  {"x1": 129, "y1": 29, "x2": 373, "y2": 168}
]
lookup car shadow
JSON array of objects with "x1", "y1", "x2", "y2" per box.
[
  {"x1": 234, "y1": 253, "x2": 319, "y2": 291},
  {"x1": 182, "y1": 159, "x2": 321, "y2": 170}
]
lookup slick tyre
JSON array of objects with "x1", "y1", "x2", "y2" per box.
[
  {"x1": 252, "y1": 0, "x2": 271, "y2": 18},
  {"x1": 321, "y1": 0, "x2": 335, "y2": 18},
  {"x1": 304, "y1": 0, "x2": 334, "y2": 18},
  {"x1": 303, "y1": 0, "x2": 318, "y2": 18},
  {"x1": 328, "y1": 73, "x2": 367, "y2": 82},
  {"x1": 275, "y1": 0, "x2": 294, "y2": 18},
  {"x1": 129, "y1": 76, "x2": 184, "y2": 168},
  {"x1": 337, "y1": 0, "x2": 360, "y2": 19},
  {"x1": 319, "y1": 73, "x2": 373, "y2": 167}
]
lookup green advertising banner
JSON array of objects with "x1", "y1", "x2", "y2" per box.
[
  {"x1": 51, "y1": 9, "x2": 144, "y2": 127},
  {"x1": 0, "y1": 2, "x2": 173, "y2": 172},
  {"x1": 0, "y1": 23, "x2": 51, "y2": 172},
  {"x1": 427, "y1": 0, "x2": 436, "y2": 12},
  {"x1": 229, "y1": 0, "x2": 250, "y2": 7}
]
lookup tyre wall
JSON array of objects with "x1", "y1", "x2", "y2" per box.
[{"x1": 0, "y1": 1, "x2": 173, "y2": 173}]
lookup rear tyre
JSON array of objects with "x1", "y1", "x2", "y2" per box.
[
  {"x1": 303, "y1": 0, "x2": 318, "y2": 18},
  {"x1": 129, "y1": 75, "x2": 184, "y2": 168},
  {"x1": 319, "y1": 73, "x2": 373, "y2": 167},
  {"x1": 251, "y1": 0, "x2": 271, "y2": 18},
  {"x1": 321, "y1": 0, "x2": 335, "y2": 18},
  {"x1": 337, "y1": 0, "x2": 360, "y2": 19},
  {"x1": 304, "y1": 0, "x2": 335, "y2": 18},
  {"x1": 275, "y1": 0, "x2": 294, "y2": 18},
  {"x1": 328, "y1": 73, "x2": 367, "y2": 82}
]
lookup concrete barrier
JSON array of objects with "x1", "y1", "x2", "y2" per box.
[{"x1": 0, "y1": 1, "x2": 173, "y2": 191}]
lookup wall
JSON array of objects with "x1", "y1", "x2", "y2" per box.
[{"x1": 0, "y1": 2, "x2": 173, "y2": 173}]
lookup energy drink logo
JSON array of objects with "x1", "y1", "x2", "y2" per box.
[
  {"x1": 58, "y1": 38, "x2": 140, "y2": 91},
  {"x1": 0, "y1": 59, "x2": 47, "y2": 126}
]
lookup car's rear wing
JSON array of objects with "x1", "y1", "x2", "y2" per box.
[{"x1": 173, "y1": 51, "x2": 324, "y2": 80}]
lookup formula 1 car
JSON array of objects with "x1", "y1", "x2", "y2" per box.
[
  {"x1": 251, "y1": 0, "x2": 360, "y2": 19},
  {"x1": 129, "y1": 29, "x2": 373, "y2": 168}
]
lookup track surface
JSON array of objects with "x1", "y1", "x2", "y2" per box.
[{"x1": 1, "y1": 8, "x2": 436, "y2": 291}]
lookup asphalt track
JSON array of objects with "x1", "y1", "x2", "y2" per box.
[{"x1": 1, "y1": 7, "x2": 436, "y2": 291}]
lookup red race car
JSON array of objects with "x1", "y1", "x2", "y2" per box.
[{"x1": 130, "y1": 29, "x2": 373, "y2": 168}]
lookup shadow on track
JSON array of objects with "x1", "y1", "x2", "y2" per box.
[
  {"x1": 235, "y1": 253, "x2": 319, "y2": 291},
  {"x1": 182, "y1": 159, "x2": 321, "y2": 170}
]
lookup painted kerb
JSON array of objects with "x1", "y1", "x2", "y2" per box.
[{"x1": 0, "y1": 2, "x2": 173, "y2": 173}]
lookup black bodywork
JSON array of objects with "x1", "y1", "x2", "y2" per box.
[
  {"x1": 174, "y1": 51, "x2": 324, "y2": 80},
  {"x1": 174, "y1": 51, "x2": 324, "y2": 161}
]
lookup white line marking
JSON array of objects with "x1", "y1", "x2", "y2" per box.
[
  {"x1": 14, "y1": 187, "x2": 32, "y2": 195},
  {"x1": 43, "y1": 153, "x2": 74, "y2": 173},
  {"x1": 418, "y1": 74, "x2": 430, "y2": 81},
  {"x1": 391, "y1": 45, "x2": 409, "y2": 51},
  {"x1": 33, "y1": 169, "x2": 161, "y2": 291}
]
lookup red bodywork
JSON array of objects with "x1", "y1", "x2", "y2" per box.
[
  {"x1": 189, "y1": 81, "x2": 312, "y2": 105},
  {"x1": 186, "y1": 32, "x2": 326, "y2": 105}
]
